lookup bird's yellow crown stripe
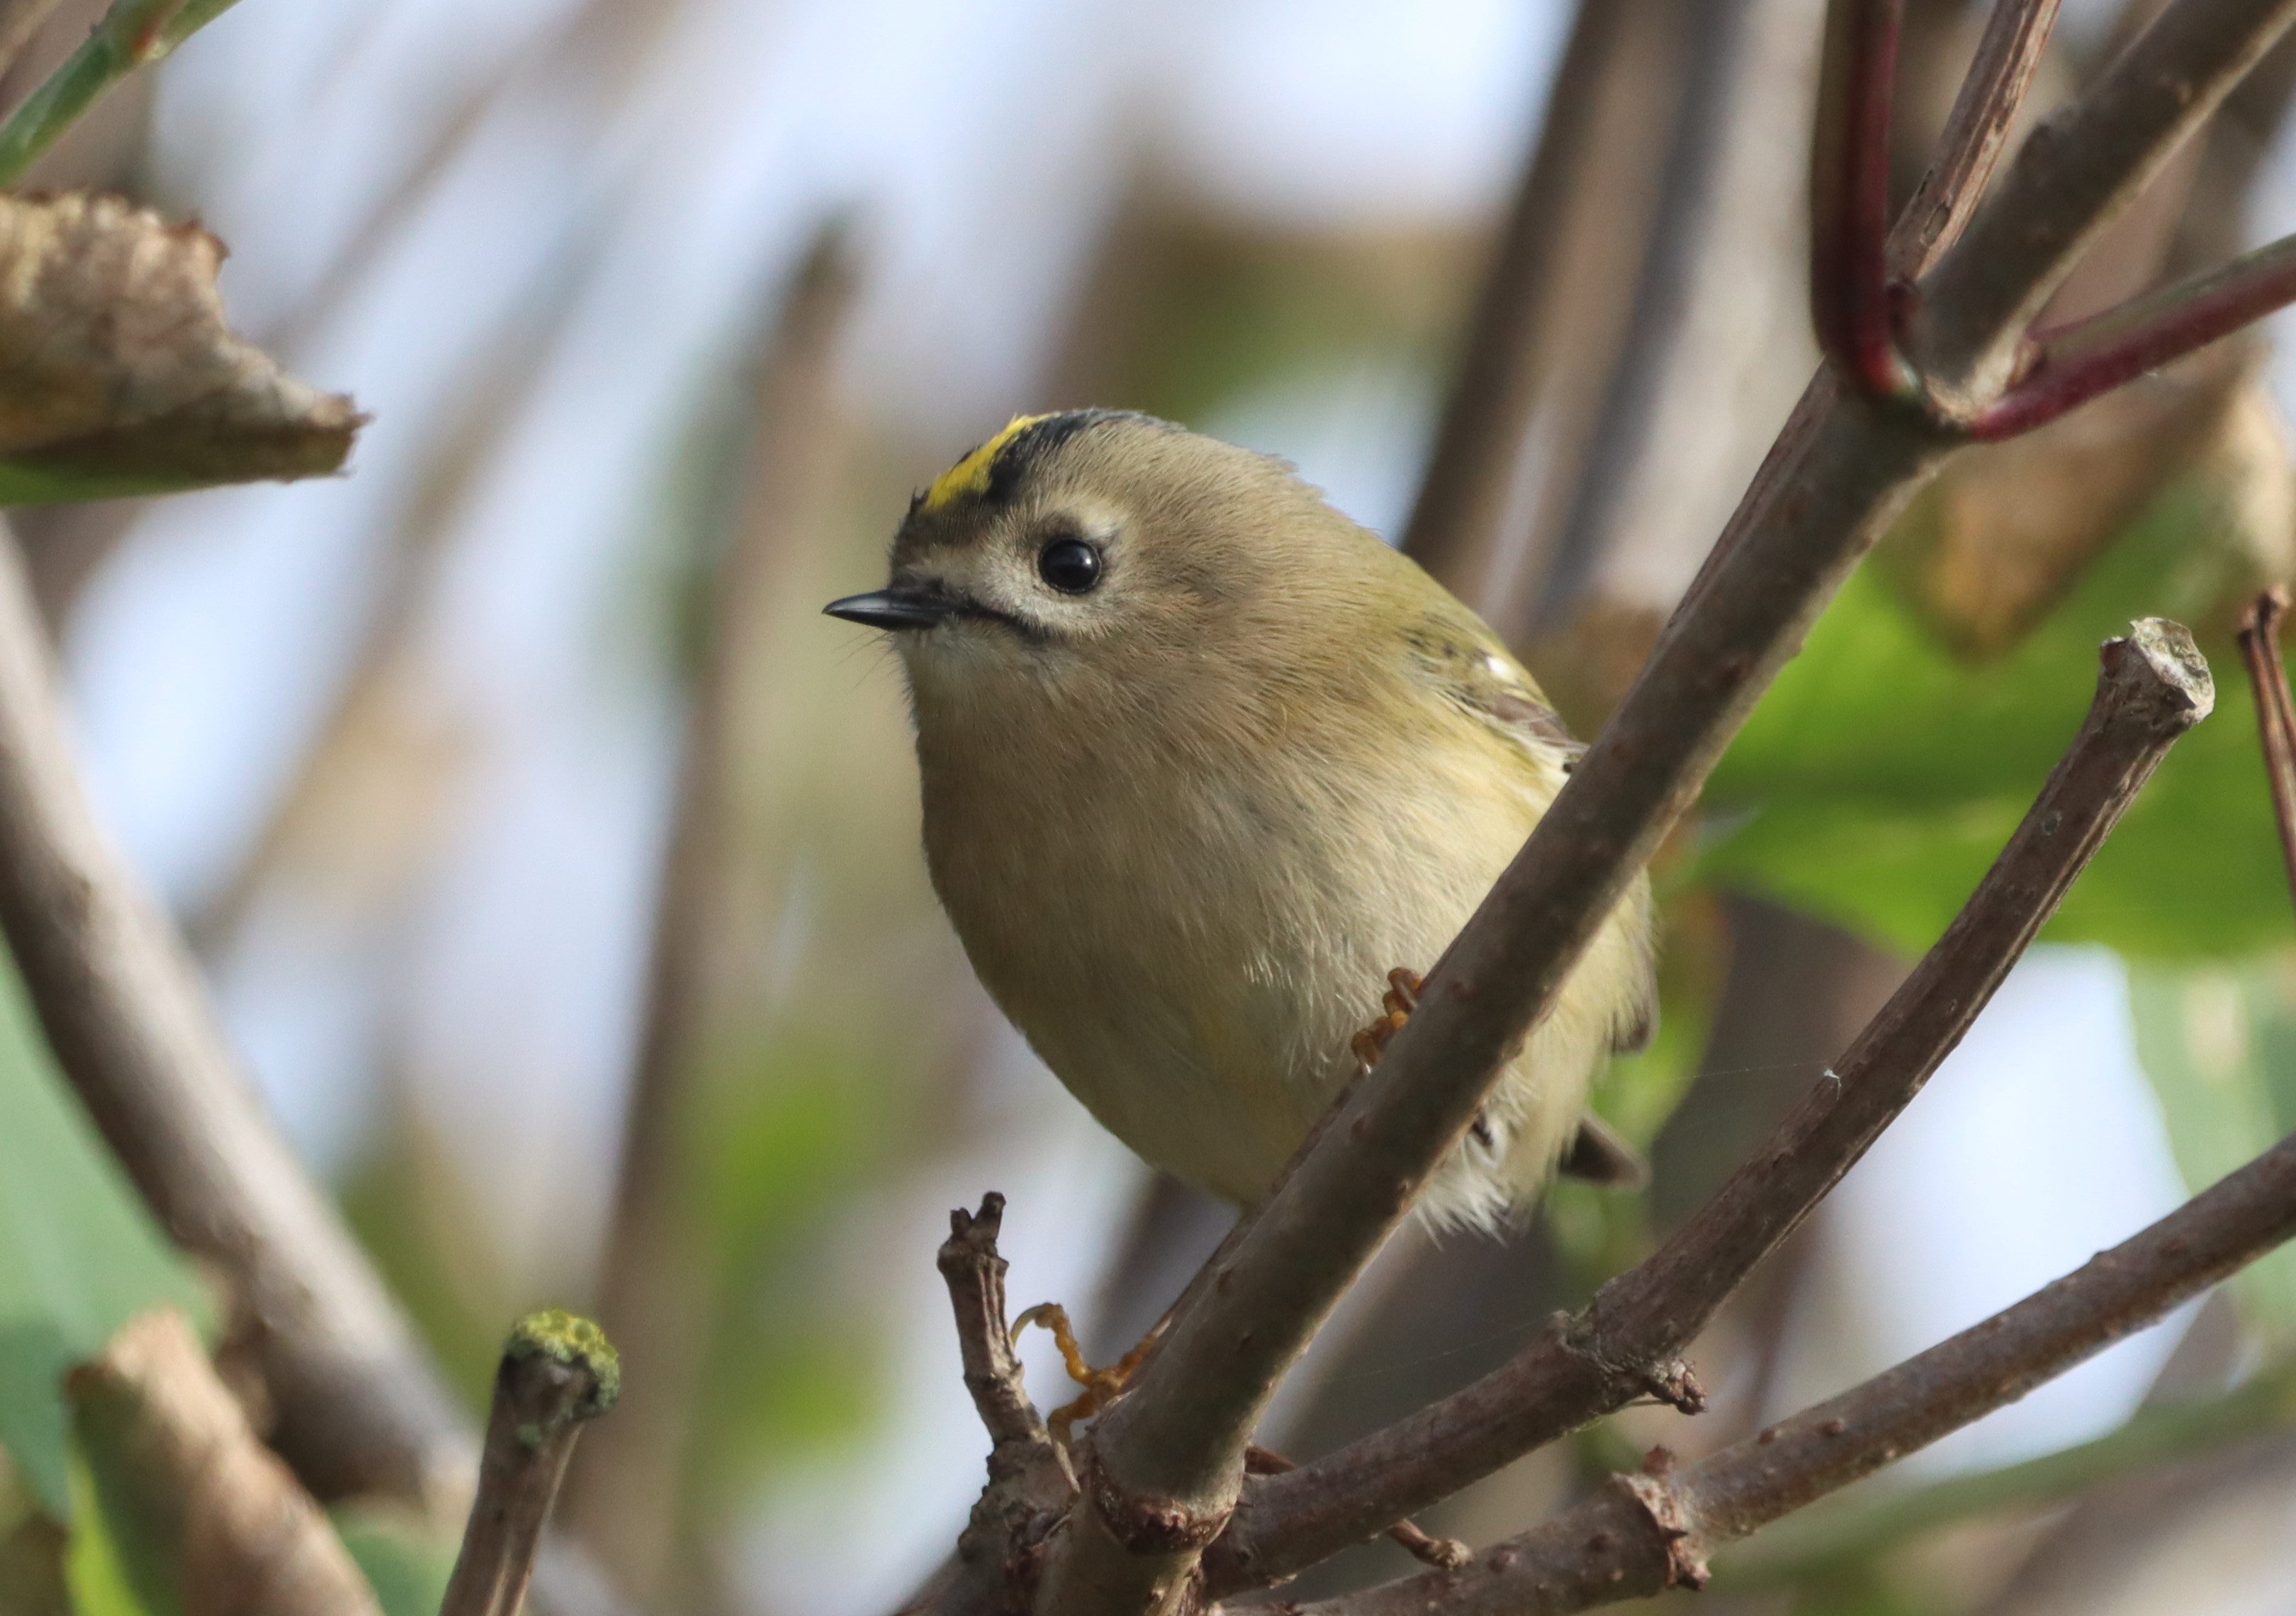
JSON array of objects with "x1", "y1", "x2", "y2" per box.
[{"x1": 923, "y1": 413, "x2": 1051, "y2": 510}]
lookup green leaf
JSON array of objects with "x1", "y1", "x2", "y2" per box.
[
  {"x1": 2127, "y1": 956, "x2": 2296, "y2": 1329},
  {"x1": 1701, "y1": 474, "x2": 2287, "y2": 960},
  {"x1": 0, "y1": 945, "x2": 206, "y2": 1519},
  {"x1": 332, "y1": 1506, "x2": 455, "y2": 1616},
  {"x1": 59, "y1": 1449, "x2": 154, "y2": 1616}
]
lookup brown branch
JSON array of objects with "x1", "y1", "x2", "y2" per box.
[
  {"x1": 1886, "y1": 0, "x2": 2065, "y2": 279},
  {"x1": 2236, "y1": 588, "x2": 2296, "y2": 902},
  {"x1": 1032, "y1": 8, "x2": 2296, "y2": 1610},
  {"x1": 1811, "y1": 0, "x2": 1912, "y2": 395},
  {"x1": 67, "y1": 1307, "x2": 381, "y2": 1616},
  {"x1": 0, "y1": 523, "x2": 470, "y2": 1502},
  {"x1": 562, "y1": 218, "x2": 861, "y2": 1599},
  {"x1": 1207, "y1": 617, "x2": 2212, "y2": 1593},
  {"x1": 0, "y1": 526, "x2": 630, "y2": 1616},
  {"x1": 1299, "y1": 1123, "x2": 2296, "y2": 1615},
  {"x1": 440, "y1": 1313, "x2": 620, "y2": 1616}
]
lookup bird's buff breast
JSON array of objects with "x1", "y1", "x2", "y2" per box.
[{"x1": 916, "y1": 705, "x2": 1553, "y2": 1206}]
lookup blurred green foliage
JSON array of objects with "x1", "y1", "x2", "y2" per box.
[
  {"x1": 335, "y1": 1505, "x2": 456, "y2": 1616},
  {"x1": 0, "y1": 950, "x2": 206, "y2": 1523},
  {"x1": 60, "y1": 1451, "x2": 149, "y2": 1616},
  {"x1": 1703, "y1": 473, "x2": 2287, "y2": 961},
  {"x1": 2129, "y1": 957, "x2": 2296, "y2": 1326}
]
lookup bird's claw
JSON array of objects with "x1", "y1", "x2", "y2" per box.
[
  {"x1": 1012, "y1": 1301, "x2": 1164, "y2": 1447},
  {"x1": 1350, "y1": 967, "x2": 1424, "y2": 1070}
]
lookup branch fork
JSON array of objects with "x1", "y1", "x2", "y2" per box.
[{"x1": 1813, "y1": 0, "x2": 2296, "y2": 440}]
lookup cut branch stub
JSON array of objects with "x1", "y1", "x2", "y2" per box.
[
  {"x1": 439, "y1": 1311, "x2": 619, "y2": 1616},
  {"x1": 0, "y1": 193, "x2": 363, "y2": 503}
]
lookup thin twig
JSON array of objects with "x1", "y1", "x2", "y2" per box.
[
  {"x1": 1243, "y1": 1448, "x2": 1467, "y2": 1572},
  {"x1": 2236, "y1": 588, "x2": 2296, "y2": 902},
  {"x1": 1207, "y1": 619, "x2": 2212, "y2": 1593},
  {"x1": 1397, "y1": 4, "x2": 1685, "y2": 602},
  {"x1": 932, "y1": 1196, "x2": 1078, "y2": 1613},
  {"x1": 1299, "y1": 1122, "x2": 2296, "y2": 1615},
  {"x1": 1716, "y1": 1345, "x2": 2296, "y2": 1586},
  {"x1": 1971, "y1": 229, "x2": 2296, "y2": 437},
  {"x1": 1811, "y1": 0, "x2": 1912, "y2": 395},
  {"x1": 1886, "y1": 0, "x2": 2065, "y2": 279},
  {"x1": 440, "y1": 1313, "x2": 620, "y2": 1616},
  {"x1": 0, "y1": 526, "x2": 471, "y2": 1504}
]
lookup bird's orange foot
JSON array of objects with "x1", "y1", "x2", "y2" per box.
[
  {"x1": 1011, "y1": 1302, "x2": 1165, "y2": 1447},
  {"x1": 1350, "y1": 967, "x2": 1424, "y2": 1070}
]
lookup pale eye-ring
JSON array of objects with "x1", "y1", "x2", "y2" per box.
[{"x1": 1037, "y1": 535, "x2": 1103, "y2": 595}]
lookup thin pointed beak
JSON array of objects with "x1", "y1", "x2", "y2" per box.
[{"x1": 823, "y1": 588, "x2": 958, "y2": 631}]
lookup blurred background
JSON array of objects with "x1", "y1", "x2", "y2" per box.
[{"x1": 11, "y1": 0, "x2": 2296, "y2": 1612}]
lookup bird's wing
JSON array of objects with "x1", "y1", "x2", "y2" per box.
[
  {"x1": 1397, "y1": 605, "x2": 1660, "y2": 1061},
  {"x1": 1397, "y1": 607, "x2": 1582, "y2": 763}
]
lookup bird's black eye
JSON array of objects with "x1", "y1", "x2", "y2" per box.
[{"x1": 1037, "y1": 535, "x2": 1103, "y2": 595}]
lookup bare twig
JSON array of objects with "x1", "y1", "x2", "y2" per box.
[
  {"x1": 1716, "y1": 1345, "x2": 2296, "y2": 1585},
  {"x1": 1886, "y1": 0, "x2": 2065, "y2": 279},
  {"x1": 1208, "y1": 619, "x2": 2212, "y2": 1592},
  {"x1": 1243, "y1": 1448, "x2": 1467, "y2": 1573},
  {"x1": 440, "y1": 1313, "x2": 620, "y2": 1616},
  {"x1": 1301, "y1": 1122, "x2": 2296, "y2": 1615},
  {"x1": 0, "y1": 529, "x2": 629, "y2": 1616},
  {"x1": 1811, "y1": 0, "x2": 1911, "y2": 395},
  {"x1": 2236, "y1": 588, "x2": 2296, "y2": 901},
  {"x1": 1030, "y1": 7, "x2": 2294, "y2": 1608},
  {"x1": 932, "y1": 1196, "x2": 1077, "y2": 1615},
  {"x1": 67, "y1": 1307, "x2": 381, "y2": 1616},
  {"x1": 1398, "y1": 4, "x2": 1694, "y2": 605}
]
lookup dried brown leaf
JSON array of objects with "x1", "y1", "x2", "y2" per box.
[{"x1": 0, "y1": 192, "x2": 362, "y2": 503}]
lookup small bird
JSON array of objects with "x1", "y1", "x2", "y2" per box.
[{"x1": 828, "y1": 410, "x2": 1655, "y2": 1231}]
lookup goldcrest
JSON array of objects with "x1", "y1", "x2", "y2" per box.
[{"x1": 828, "y1": 411, "x2": 1655, "y2": 1229}]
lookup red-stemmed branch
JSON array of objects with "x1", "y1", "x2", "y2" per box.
[
  {"x1": 1811, "y1": 0, "x2": 1912, "y2": 396},
  {"x1": 1821, "y1": 0, "x2": 2296, "y2": 439},
  {"x1": 1974, "y1": 232, "x2": 2296, "y2": 437}
]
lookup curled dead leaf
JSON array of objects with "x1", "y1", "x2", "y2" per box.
[{"x1": 0, "y1": 192, "x2": 363, "y2": 503}]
